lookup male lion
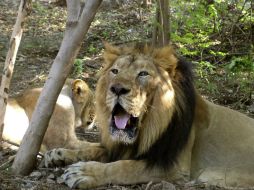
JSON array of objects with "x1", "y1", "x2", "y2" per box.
[
  {"x1": 44, "y1": 43, "x2": 254, "y2": 189},
  {"x1": 3, "y1": 79, "x2": 93, "y2": 152}
]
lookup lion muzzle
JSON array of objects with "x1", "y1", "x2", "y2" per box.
[
  {"x1": 109, "y1": 103, "x2": 139, "y2": 144},
  {"x1": 110, "y1": 83, "x2": 130, "y2": 96}
]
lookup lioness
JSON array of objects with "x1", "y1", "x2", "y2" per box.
[
  {"x1": 3, "y1": 79, "x2": 93, "y2": 152},
  {"x1": 45, "y1": 43, "x2": 254, "y2": 189}
]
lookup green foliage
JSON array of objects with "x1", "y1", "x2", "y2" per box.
[
  {"x1": 196, "y1": 78, "x2": 219, "y2": 94},
  {"x1": 170, "y1": 0, "x2": 252, "y2": 67},
  {"x1": 87, "y1": 44, "x2": 97, "y2": 55},
  {"x1": 171, "y1": 1, "x2": 219, "y2": 54},
  {"x1": 32, "y1": 1, "x2": 47, "y2": 14},
  {"x1": 227, "y1": 56, "x2": 254, "y2": 72},
  {"x1": 168, "y1": 0, "x2": 253, "y2": 99},
  {"x1": 194, "y1": 61, "x2": 216, "y2": 78},
  {"x1": 73, "y1": 59, "x2": 84, "y2": 77}
]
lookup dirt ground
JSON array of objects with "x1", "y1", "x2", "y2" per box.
[{"x1": 0, "y1": 1, "x2": 253, "y2": 190}]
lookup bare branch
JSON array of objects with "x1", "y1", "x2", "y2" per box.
[{"x1": 0, "y1": 0, "x2": 31, "y2": 145}]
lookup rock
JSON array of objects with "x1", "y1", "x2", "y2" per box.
[
  {"x1": 161, "y1": 181, "x2": 176, "y2": 190},
  {"x1": 46, "y1": 178, "x2": 55, "y2": 184},
  {"x1": 248, "y1": 103, "x2": 254, "y2": 113},
  {"x1": 47, "y1": 173, "x2": 55, "y2": 180},
  {"x1": 29, "y1": 171, "x2": 42, "y2": 179},
  {"x1": 41, "y1": 171, "x2": 47, "y2": 176},
  {"x1": 146, "y1": 181, "x2": 176, "y2": 190},
  {"x1": 56, "y1": 176, "x2": 64, "y2": 184}
]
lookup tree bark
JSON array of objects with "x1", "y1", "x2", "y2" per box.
[
  {"x1": 0, "y1": 0, "x2": 31, "y2": 145},
  {"x1": 152, "y1": 6, "x2": 160, "y2": 46},
  {"x1": 11, "y1": 0, "x2": 102, "y2": 175},
  {"x1": 152, "y1": 0, "x2": 170, "y2": 46}
]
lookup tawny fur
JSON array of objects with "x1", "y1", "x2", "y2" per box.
[
  {"x1": 3, "y1": 79, "x2": 94, "y2": 152},
  {"x1": 44, "y1": 43, "x2": 254, "y2": 189}
]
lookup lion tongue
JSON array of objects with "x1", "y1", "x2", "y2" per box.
[{"x1": 114, "y1": 114, "x2": 130, "y2": 129}]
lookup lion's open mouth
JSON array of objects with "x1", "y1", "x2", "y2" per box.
[{"x1": 110, "y1": 103, "x2": 138, "y2": 143}]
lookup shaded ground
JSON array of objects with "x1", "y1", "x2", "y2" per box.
[{"x1": 0, "y1": 1, "x2": 253, "y2": 190}]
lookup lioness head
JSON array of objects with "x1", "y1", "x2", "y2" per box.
[
  {"x1": 67, "y1": 79, "x2": 94, "y2": 128},
  {"x1": 96, "y1": 43, "x2": 188, "y2": 149}
]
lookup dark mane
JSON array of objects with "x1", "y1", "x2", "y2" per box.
[
  {"x1": 107, "y1": 45, "x2": 196, "y2": 169},
  {"x1": 137, "y1": 57, "x2": 196, "y2": 169}
]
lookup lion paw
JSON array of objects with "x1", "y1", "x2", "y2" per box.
[
  {"x1": 44, "y1": 148, "x2": 69, "y2": 167},
  {"x1": 62, "y1": 161, "x2": 104, "y2": 189}
]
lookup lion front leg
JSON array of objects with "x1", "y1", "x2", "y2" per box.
[
  {"x1": 44, "y1": 143, "x2": 107, "y2": 167},
  {"x1": 62, "y1": 160, "x2": 165, "y2": 189}
]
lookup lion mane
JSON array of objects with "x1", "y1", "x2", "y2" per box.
[
  {"x1": 44, "y1": 43, "x2": 254, "y2": 189},
  {"x1": 96, "y1": 42, "x2": 196, "y2": 168}
]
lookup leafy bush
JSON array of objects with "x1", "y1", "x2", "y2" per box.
[
  {"x1": 227, "y1": 56, "x2": 254, "y2": 72},
  {"x1": 170, "y1": 0, "x2": 252, "y2": 67}
]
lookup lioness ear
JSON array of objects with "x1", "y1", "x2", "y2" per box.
[
  {"x1": 153, "y1": 46, "x2": 178, "y2": 76},
  {"x1": 72, "y1": 79, "x2": 89, "y2": 102},
  {"x1": 103, "y1": 41, "x2": 120, "y2": 64}
]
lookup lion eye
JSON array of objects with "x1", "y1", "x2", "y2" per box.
[
  {"x1": 138, "y1": 71, "x2": 149, "y2": 77},
  {"x1": 111, "y1": 69, "x2": 118, "y2": 74}
]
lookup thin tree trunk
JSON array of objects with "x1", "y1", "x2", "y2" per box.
[
  {"x1": 152, "y1": 7, "x2": 160, "y2": 47},
  {"x1": 11, "y1": 0, "x2": 102, "y2": 175},
  {"x1": 152, "y1": 0, "x2": 170, "y2": 46},
  {"x1": 0, "y1": 0, "x2": 31, "y2": 145},
  {"x1": 159, "y1": 0, "x2": 170, "y2": 46}
]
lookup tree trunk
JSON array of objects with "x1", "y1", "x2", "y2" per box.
[
  {"x1": 11, "y1": 0, "x2": 102, "y2": 175},
  {"x1": 0, "y1": 0, "x2": 31, "y2": 145},
  {"x1": 152, "y1": 0, "x2": 170, "y2": 46}
]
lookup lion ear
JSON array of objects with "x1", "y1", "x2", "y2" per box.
[
  {"x1": 72, "y1": 79, "x2": 89, "y2": 103},
  {"x1": 103, "y1": 41, "x2": 120, "y2": 64},
  {"x1": 153, "y1": 46, "x2": 178, "y2": 76}
]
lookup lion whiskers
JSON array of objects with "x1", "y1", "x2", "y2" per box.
[{"x1": 106, "y1": 95, "x2": 116, "y2": 110}]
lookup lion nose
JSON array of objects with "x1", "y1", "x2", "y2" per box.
[{"x1": 110, "y1": 84, "x2": 130, "y2": 96}]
